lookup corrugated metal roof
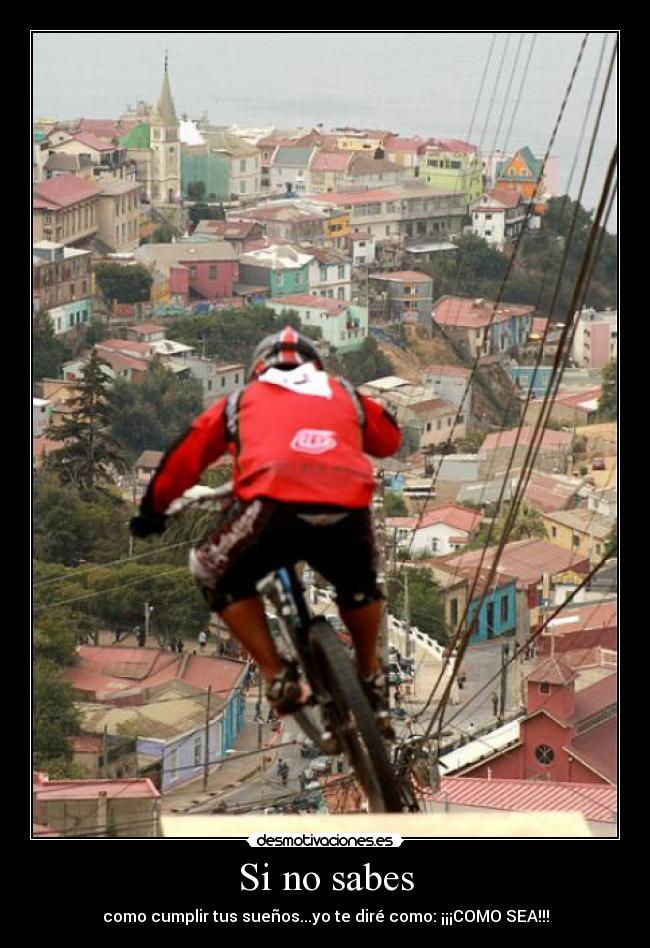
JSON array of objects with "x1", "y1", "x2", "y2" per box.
[{"x1": 428, "y1": 777, "x2": 616, "y2": 822}]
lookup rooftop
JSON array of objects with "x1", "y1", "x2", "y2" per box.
[
  {"x1": 135, "y1": 243, "x2": 238, "y2": 268},
  {"x1": 371, "y1": 270, "x2": 432, "y2": 283},
  {"x1": 429, "y1": 777, "x2": 616, "y2": 823},
  {"x1": 433, "y1": 295, "x2": 534, "y2": 329},
  {"x1": 543, "y1": 508, "x2": 614, "y2": 540},
  {"x1": 33, "y1": 174, "x2": 101, "y2": 208},
  {"x1": 267, "y1": 294, "x2": 348, "y2": 316},
  {"x1": 437, "y1": 538, "x2": 590, "y2": 588},
  {"x1": 387, "y1": 503, "x2": 482, "y2": 534},
  {"x1": 480, "y1": 426, "x2": 573, "y2": 453},
  {"x1": 35, "y1": 775, "x2": 160, "y2": 801},
  {"x1": 423, "y1": 363, "x2": 471, "y2": 378}
]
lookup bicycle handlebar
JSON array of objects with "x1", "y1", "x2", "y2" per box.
[{"x1": 165, "y1": 481, "x2": 234, "y2": 517}]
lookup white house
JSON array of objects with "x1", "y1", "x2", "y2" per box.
[
  {"x1": 33, "y1": 398, "x2": 52, "y2": 437},
  {"x1": 306, "y1": 246, "x2": 352, "y2": 301},
  {"x1": 386, "y1": 503, "x2": 483, "y2": 557},
  {"x1": 347, "y1": 229, "x2": 376, "y2": 266},
  {"x1": 470, "y1": 190, "x2": 527, "y2": 251},
  {"x1": 421, "y1": 364, "x2": 472, "y2": 410}
]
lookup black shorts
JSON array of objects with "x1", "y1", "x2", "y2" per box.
[{"x1": 189, "y1": 498, "x2": 382, "y2": 613}]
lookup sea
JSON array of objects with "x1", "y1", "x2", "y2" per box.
[{"x1": 32, "y1": 31, "x2": 618, "y2": 223}]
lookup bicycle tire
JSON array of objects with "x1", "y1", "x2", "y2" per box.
[{"x1": 307, "y1": 619, "x2": 404, "y2": 813}]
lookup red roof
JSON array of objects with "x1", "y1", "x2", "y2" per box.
[
  {"x1": 385, "y1": 136, "x2": 429, "y2": 152},
  {"x1": 65, "y1": 646, "x2": 246, "y2": 703},
  {"x1": 268, "y1": 294, "x2": 348, "y2": 316},
  {"x1": 97, "y1": 339, "x2": 152, "y2": 356},
  {"x1": 371, "y1": 270, "x2": 432, "y2": 283},
  {"x1": 523, "y1": 471, "x2": 581, "y2": 513},
  {"x1": 35, "y1": 777, "x2": 160, "y2": 801},
  {"x1": 33, "y1": 174, "x2": 101, "y2": 208},
  {"x1": 574, "y1": 673, "x2": 617, "y2": 723},
  {"x1": 388, "y1": 503, "x2": 481, "y2": 535},
  {"x1": 73, "y1": 131, "x2": 115, "y2": 151},
  {"x1": 427, "y1": 138, "x2": 477, "y2": 153},
  {"x1": 409, "y1": 397, "x2": 456, "y2": 415},
  {"x1": 94, "y1": 350, "x2": 150, "y2": 373},
  {"x1": 128, "y1": 322, "x2": 165, "y2": 335},
  {"x1": 481, "y1": 426, "x2": 573, "y2": 452},
  {"x1": 77, "y1": 118, "x2": 136, "y2": 139},
  {"x1": 485, "y1": 188, "x2": 522, "y2": 208},
  {"x1": 568, "y1": 716, "x2": 617, "y2": 783},
  {"x1": 310, "y1": 151, "x2": 352, "y2": 172},
  {"x1": 527, "y1": 656, "x2": 577, "y2": 685},
  {"x1": 546, "y1": 601, "x2": 617, "y2": 637},
  {"x1": 433, "y1": 295, "x2": 534, "y2": 329},
  {"x1": 437, "y1": 538, "x2": 590, "y2": 588},
  {"x1": 424, "y1": 363, "x2": 471, "y2": 378},
  {"x1": 428, "y1": 777, "x2": 616, "y2": 822},
  {"x1": 308, "y1": 187, "x2": 400, "y2": 206},
  {"x1": 551, "y1": 387, "x2": 602, "y2": 410}
]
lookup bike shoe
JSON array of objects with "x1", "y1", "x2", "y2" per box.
[
  {"x1": 361, "y1": 671, "x2": 396, "y2": 741},
  {"x1": 266, "y1": 664, "x2": 306, "y2": 715}
]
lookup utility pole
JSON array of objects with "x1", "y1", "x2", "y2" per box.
[
  {"x1": 499, "y1": 640, "x2": 509, "y2": 724},
  {"x1": 373, "y1": 471, "x2": 390, "y2": 673},
  {"x1": 129, "y1": 468, "x2": 137, "y2": 558},
  {"x1": 403, "y1": 569, "x2": 411, "y2": 660},
  {"x1": 102, "y1": 724, "x2": 108, "y2": 778},
  {"x1": 144, "y1": 602, "x2": 153, "y2": 643},
  {"x1": 202, "y1": 685, "x2": 212, "y2": 791}
]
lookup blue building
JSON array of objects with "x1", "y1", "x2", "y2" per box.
[
  {"x1": 509, "y1": 365, "x2": 553, "y2": 397},
  {"x1": 465, "y1": 579, "x2": 517, "y2": 644},
  {"x1": 137, "y1": 681, "x2": 246, "y2": 792}
]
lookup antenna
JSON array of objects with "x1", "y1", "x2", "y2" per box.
[{"x1": 164, "y1": 49, "x2": 169, "y2": 73}]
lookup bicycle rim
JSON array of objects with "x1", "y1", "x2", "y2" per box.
[{"x1": 307, "y1": 620, "x2": 404, "y2": 813}]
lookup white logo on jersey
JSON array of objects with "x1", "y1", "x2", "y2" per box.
[{"x1": 290, "y1": 429, "x2": 337, "y2": 454}]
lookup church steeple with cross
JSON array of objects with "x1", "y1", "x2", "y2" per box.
[{"x1": 150, "y1": 52, "x2": 180, "y2": 205}]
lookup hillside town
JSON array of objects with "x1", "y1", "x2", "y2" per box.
[{"x1": 33, "y1": 52, "x2": 617, "y2": 838}]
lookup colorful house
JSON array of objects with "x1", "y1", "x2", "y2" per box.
[
  {"x1": 421, "y1": 139, "x2": 484, "y2": 204},
  {"x1": 238, "y1": 245, "x2": 312, "y2": 297},
  {"x1": 266, "y1": 294, "x2": 367, "y2": 353},
  {"x1": 494, "y1": 146, "x2": 546, "y2": 213}
]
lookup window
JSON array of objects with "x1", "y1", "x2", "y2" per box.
[
  {"x1": 539, "y1": 682, "x2": 550, "y2": 695},
  {"x1": 235, "y1": 374, "x2": 239, "y2": 384},
  {"x1": 551, "y1": 526, "x2": 557, "y2": 538},
  {"x1": 447, "y1": 417, "x2": 452, "y2": 427},
  {"x1": 209, "y1": 265, "x2": 217, "y2": 279},
  {"x1": 436, "y1": 419, "x2": 442, "y2": 430},
  {"x1": 500, "y1": 596, "x2": 509, "y2": 623},
  {"x1": 572, "y1": 534, "x2": 580, "y2": 548},
  {"x1": 239, "y1": 180, "x2": 247, "y2": 194},
  {"x1": 485, "y1": 213, "x2": 492, "y2": 220},
  {"x1": 194, "y1": 737, "x2": 202, "y2": 766},
  {"x1": 207, "y1": 380, "x2": 212, "y2": 391},
  {"x1": 426, "y1": 422, "x2": 432, "y2": 432},
  {"x1": 338, "y1": 265, "x2": 346, "y2": 279},
  {"x1": 240, "y1": 159, "x2": 246, "y2": 172},
  {"x1": 458, "y1": 414, "x2": 464, "y2": 424},
  {"x1": 338, "y1": 287, "x2": 345, "y2": 299},
  {"x1": 450, "y1": 598, "x2": 458, "y2": 629},
  {"x1": 189, "y1": 267, "x2": 197, "y2": 279},
  {"x1": 535, "y1": 744, "x2": 554, "y2": 765},
  {"x1": 221, "y1": 378, "x2": 226, "y2": 387}
]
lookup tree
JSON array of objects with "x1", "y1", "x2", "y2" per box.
[
  {"x1": 33, "y1": 309, "x2": 71, "y2": 382},
  {"x1": 94, "y1": 262, "x2": 153, "y2": 304},
  {"x1": 33, "y1": 659, "x2": 81, "y2": 773},
  {"x1": 45, "y1": 350, "x2": 128, "y2": 492},
  {"x1": 187, "y1": 180, "x2": 206, "y2": 202},
  {"x1": 336, "y1": 335, "x2": 394, "y2": 385},
  {"x1": 108, "y1": 360, "x2": 203, "y2": 460},
  {"x1": 598, "y1": 359, "x2": 617, "y2": 421},
  {"x1": 151, "y1": 222, "x2": 176, "y2": 243},
  {"x1": 384, "y1": 491, "x2": 408, "y2": 517},
  {"x1": 33, "y1": 473, "x2": 131, "y2": 565},
  {"x1": 387, "y1": 568, "x2": 448, "y2": 644},
  {"x1": 470, "y1": 500, "x2": 548, "y2": 549}
]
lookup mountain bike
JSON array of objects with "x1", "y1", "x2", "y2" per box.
[{"x1": 167, "y1": 484, "x2": 416, "y2": 813}]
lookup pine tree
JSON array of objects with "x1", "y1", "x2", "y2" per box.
[{"x1": 45, "y1": 349, "x2": 128, "y2": 492}]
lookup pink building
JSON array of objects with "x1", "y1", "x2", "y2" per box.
[{"x1": 135, "y1": 243, "x2": 240, "y2": 305}]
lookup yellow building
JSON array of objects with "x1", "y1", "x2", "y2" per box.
[
  {"x1": 542, "y1": 508, "x2": 613, "y2": 562},
  {"x1": 324, "y1": 211, "x2": 350, "y2": 243}
]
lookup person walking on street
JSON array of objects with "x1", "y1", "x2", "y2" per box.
[
  {"x1": 491, "y1": 691, "x2": 499, "y2": 717},
  {"x1": 176, "y1": 638, "x2": 184, "y2": 654},
  {"x1": 198, "y1": 630, "x2": 208, "y2": 653},
  {"x1": 277, "y1": 758, "x2": 289, "y2": 787}
]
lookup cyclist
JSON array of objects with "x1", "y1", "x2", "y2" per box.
[{"x1": 130, "y1": 325, "x2": 401, "y2": 729}]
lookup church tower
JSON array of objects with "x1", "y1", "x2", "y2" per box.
[{"x1": 150, "y1": 53, "x2": 181, "y2": 206}]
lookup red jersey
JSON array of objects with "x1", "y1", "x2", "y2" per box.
[{"x1": 145, "y1": 372, "x2": 401, "y2": 514}]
